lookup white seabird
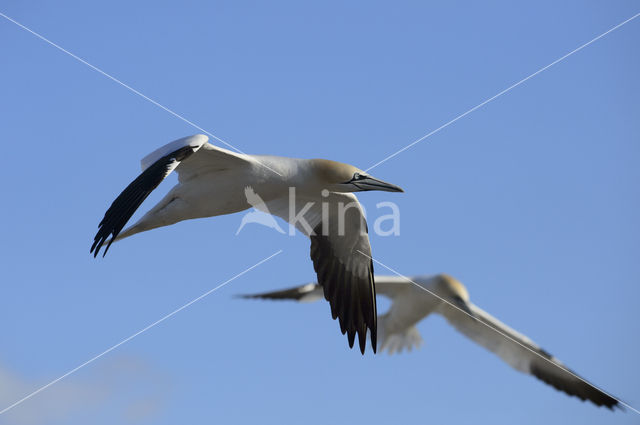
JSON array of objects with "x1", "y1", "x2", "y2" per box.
[
  {"x1": 90, "y1": 134, "x2": 403, "y2": 353},
  {"x1": 241, "y1": 274, "x2": 620, "y2": 409}
]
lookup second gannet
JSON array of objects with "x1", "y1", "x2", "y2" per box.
[
  {"x1": 90, "y1": 134, "x2": 403, "y2": 353},
  {"x1": 241, "y1": 274, "x2": 621, "y2": 409}
]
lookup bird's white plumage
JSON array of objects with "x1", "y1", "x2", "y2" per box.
[{"x1": 174, "y1": 142, "x2": 253, "y2": 183}]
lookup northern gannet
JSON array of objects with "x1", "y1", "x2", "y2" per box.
[
  {"x1": 90, "y1": 134, "x2": 403, "y2": 353},
  {"x1": 240, "y1": 274, "x2": 620, "y2": 409}
]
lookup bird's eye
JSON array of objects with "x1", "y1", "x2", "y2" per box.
[{"x1": 353, "y1": 173, "x2": 361, "y2": 180}]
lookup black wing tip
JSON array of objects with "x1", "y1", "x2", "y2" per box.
[
  {"x1": 598, "y1": 393, "x2": 622, "y2": 410},
  {"x1": 234, "y1": 293, "x2": 287, "y2": 301},
  {"x1": 310, "y1": 227, "x2": 378, "y2": 355},
  {"x1": 329, "y1": 290, "x2": 377, "y2": 355},
  {"x1": 357, "y1": 327, "x2": 367, "y2": 354},
  {"x1": 530, "y1": 364, "x2": 622, "y2": 410},
  {"x1": 89, "y1": 144, "x2": 198, "y2": 259},
  {"x1": 592, "y1": 396, "x2": 620, "y2": 410},
  {"x1": 608, "y1": 399, "x2": 622, "y2": 411},
  {"x1": 236, "y1": 285, "x2": 314, "y2": 302},
  {"x1": 90, "y1": 233, "x2": 102, "y2": 257},
  {"x1": 347, "y1": 329, "x2": 356, "y2": 349},
  {"x1": 327, "y1": 284, "x2": 376, "y2": 355},
  {"x1": 371, "y1": 325, "x2": 377, "y2": 354},
  {"x1": 90, "y1": 241, "x2": 102, "y2": 257},
  {"x1": 89, "y1": 233, "x2": 112, "y2": 258}
]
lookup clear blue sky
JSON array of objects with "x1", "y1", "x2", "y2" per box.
[{"x1": 1, "y1": 1, "x2": 638, "y2": 424}]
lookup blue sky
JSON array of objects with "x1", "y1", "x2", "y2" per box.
[{"x1": 1, "y1": 1, "x2": 638, "y2": 424}]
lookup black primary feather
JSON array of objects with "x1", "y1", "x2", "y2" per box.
[
  {"x1": 309, "y1": 224, "x2": 377, "y2": 354},
  {"x1": 90, "y1": 146, "x2": 196, "y2": 257}
]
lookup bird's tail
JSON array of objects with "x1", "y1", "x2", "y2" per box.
[
  {"x1": 378, "y1": 314, "x2": 423, "y2": 355},
  {"x1": 111, "y1": 223, "x2": 146, "y2": 243},
  {"x1": 108, "y1": 196, "x2": 188, "y2": 245},
  {"x1": 104, "y1": 215, "x2": 168, "y2": 248},
  {"x1": 97, "y1": 224, "x2": 143, "y2": 250}
]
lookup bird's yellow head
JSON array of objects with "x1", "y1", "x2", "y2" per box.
[
  {"x1": 434, "y1": 274, "x2": 473, "y2": 316},
  {"x1": 309, "y1": 159, "x2": 404, "y2": 193}
]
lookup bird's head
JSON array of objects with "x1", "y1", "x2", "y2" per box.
[
  {"x1": 309, "y1": 159, "x2": 404, "y2": 193},
  {"x1": 433, "y1": 274, "x2": 474, "y2": 317}
]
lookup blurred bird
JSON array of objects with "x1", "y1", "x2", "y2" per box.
[
  {"x1": 90, "y1": 134, "x2": 403, "y2": 353},
  {"x1": 240, "y1": 273, "x2": 621, "y2": 409}
]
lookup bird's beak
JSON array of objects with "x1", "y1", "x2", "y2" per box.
[{"x1": 352, "y1": 176, "x2": 404, "y2": 192}]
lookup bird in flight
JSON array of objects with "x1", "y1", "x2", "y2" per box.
[
  {"x1": 240, "y1": 273, "x2": 621, "y2": 409},
  {"x1": 90, "y1": 134, "x2": 403, "y2": 354}
]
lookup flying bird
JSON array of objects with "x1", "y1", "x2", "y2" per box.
[
  {"x1": 240, "y1": 274, "x2": 621, "y2": 409},
  {"x1": 90, "y1": 134, "x2": 403, "y2": 354}
]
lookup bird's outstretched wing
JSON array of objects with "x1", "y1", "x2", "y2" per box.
[
  {"x1": 90, "y1": 135, "x2": 207, "y2": 257},
  {"x1": 90, "y1": 134, "x2": 251, "y2": 257},
  {"x1": 266, "y1": 192, "x2": 377, "y2": 354},
  {"x1": 440, "y1": 303, "x2": 620, "y2": 409},
  {"x1": 239, "y1": 283, "x2": 324, "y2": 302}
]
